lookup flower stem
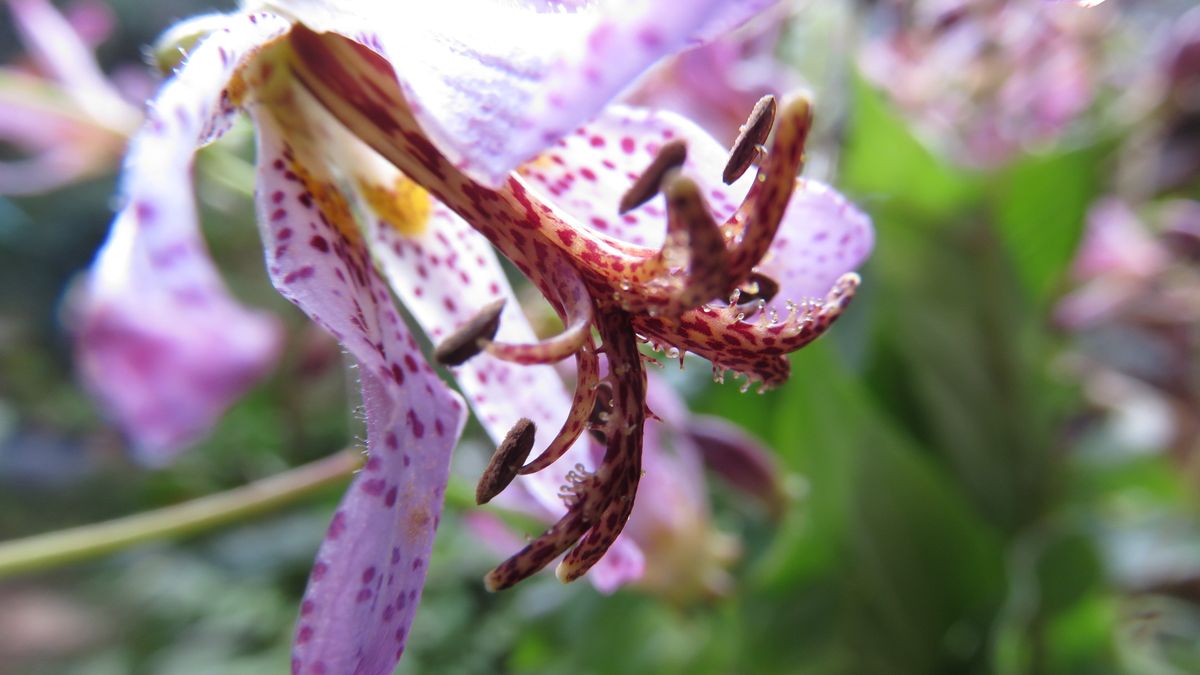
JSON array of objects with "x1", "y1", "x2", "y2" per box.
[{"x1": 0, "y1": 449, "x2": 362, "y2": 579}]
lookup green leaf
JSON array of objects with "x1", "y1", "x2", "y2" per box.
[
  {"x1": 988, "y1": 146, "x2": 1108, "y2": 301},
  {"x1": 840, "y1": 75, "x2": 983, "y2": 221}
]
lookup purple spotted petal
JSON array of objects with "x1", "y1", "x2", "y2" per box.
[
  {"x1": 755, "y1": 180, "x2": 874, "y2": 306},
  {"x1": 519, "y1": 105, "x2": 875, "y2": 307},
  {"x1": 294, "y1": 371, "x2": 464, "y2": 675},
  {"x1": 274, "y1": 0, "x2": 782, "y2": 185},
  {"x1": 73, "y1": 13, "x2": 290, "y2": 461},
  {"x1": 75, "y1": 287, "x2": 281, "y2": 463},
  {"x1": 247, "y1": 103, "x2": 467, "y2": 675}
]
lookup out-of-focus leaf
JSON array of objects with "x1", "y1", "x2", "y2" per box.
[
  {"x1": 1038, "y1": 532, "x2": 1104, "y2": 617},
  {"x1": 744, "y1": 340, "x2": 1006, "y2": 674},
  {"x1": 864, "y1": 217, "x2": 1067, "y2": 532},
  {"x1": 988, "y1": 146, "x2": 1108, "y2": 301},
  {"x1": 841, "y1": 76, "x2": 983, "y2": 222}
]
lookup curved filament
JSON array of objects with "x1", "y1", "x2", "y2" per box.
[
  {"x1": 485, "y1": 255, "x2": 594, "y2": 365},
  {"x1": 724, "y1": 98, "x2": 813, "y2": 283},
  {"x1": 485, "y1": 310, "x2": 646, "y2": 589},
  {"x1": 519, "y1": 342, "x2": 601, "y2": 474}
]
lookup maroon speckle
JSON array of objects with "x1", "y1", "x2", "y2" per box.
[
  {"x1": 407, "y1": 409, "x2": 425, "y2": 438},
  {"x1": 326, "y1": 512, "x2": 346, "y2": 539}
]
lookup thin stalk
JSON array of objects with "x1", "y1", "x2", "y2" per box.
[{"x1": 0, "y1": 449, "x2": 362, "y2": 579}]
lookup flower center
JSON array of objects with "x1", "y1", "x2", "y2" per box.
[{"x1": 284, "y1": 25, "x2": 861, "y2": 589}]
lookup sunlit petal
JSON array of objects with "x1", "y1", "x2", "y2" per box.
[{"x1": 265, "y1": 0, "x2": 781, "y2": 185}]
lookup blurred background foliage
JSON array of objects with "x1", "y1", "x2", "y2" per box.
[{"x1": 1, "y1": 0, "x2": 1199, "y2": 674}]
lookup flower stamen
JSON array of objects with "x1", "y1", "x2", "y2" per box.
[
  {"x1": 486, "y1": 311, "x2": 645, "y2": 589},
  {"x1": 618, "y1": 138, "x2": 688, "y2": 215},
  {"x1": 433, "y1": 298, "x2": 506, "y2": 366},
  {"x1": 625, "y1": 171, "x2": 731, "y2": 317},
  {"x1": 484, "y1": 256, "x2": 594, "y2": 365},
  {"x1": 519, "y1": 341, "x2": 601, "y2": 474},
  {"x1": 723, "y1": 94, "x2": 777, "y2": 184},
  {"x1": 476, "y1": 417, "x2": 537, "y2": 505}
]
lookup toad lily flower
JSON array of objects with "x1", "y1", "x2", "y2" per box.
[
  {"x1": 860, "y1": 0, "x2": 1109, "y2": 167},
  {"x1": 73, "y1": 1, "x2": 872, "y2": 672}
]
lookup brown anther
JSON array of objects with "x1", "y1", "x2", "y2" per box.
[
  {"x1": 433, "y1": 299, "x2": 505, "y2": 366},
  {"x1": 618, "y1": 139, "x2": 688, "y2": 214},
  {"x1": 723, "y1": 95, "x2": 777, "y2": 185},
  {"x1": 475, "y1": 418, "x2": 536, "y2": 505},
  {"x1": 736, "y1": 272, "x2": 780, "y2": 306}
]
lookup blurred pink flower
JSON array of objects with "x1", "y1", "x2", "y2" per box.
[
  {"x1": 0, "y1": 0, "x2": 142, "y2": 194},
  {"x1": 860, "y1": 0, "x2": 1109, "y2": 167},
  {"x1": 1055, "y1": 198, "x2": 1169, "y2": 329},
  {"x1": 626, "y1": 5, "x2": 797, "y2": 145}
]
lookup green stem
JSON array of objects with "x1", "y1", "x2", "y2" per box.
[{"x1": 0, "y1": 449, "x2": 361, "y2": 579}]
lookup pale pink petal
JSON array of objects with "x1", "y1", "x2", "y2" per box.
[
  {"x1": 518, "y1": 105, "x2": 874, "y2": 307},
  {"x1": 1056, "y1": 198, "x2": 1170, "y2": 329},
  {"x1": 627, "y1": 10, "x2": 795, "y2": 144},
  {"x1": 272, "y1": 0, "x2": 782, "y2": 185},
  {"x1": 1071, "y1": 198, "x2": 1168, "y2": 281},
  {"x1": 74, "y1": 13, "x2": 290, "y2": 462},
  {"x1": 6, "y1": 0, "x2": 131, "y2": 126},
  {"x1": 0, "y1": 72, "x2": 129, "y2": 194},
  {"x1": 461, "y1": 511, "x2": 527, "y2": 559},
  {"x1": 247, "y1": 107, "x2": 467, "y2": 675},
  {"x1": 585, "y1": 538, "x2": 646, "y2": 594}
]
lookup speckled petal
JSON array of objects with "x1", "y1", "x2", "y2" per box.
[
  {"x1": 518, "y1": 104, "x2": 874, "y2": 312},
  {"x1": 73, "y1": 12, "x2": 289, "y2": 461},
  {"x1": 294, "y1": 370, "x2": 465, "y2": 675},
  {"x1": 247, "y1": 100, "x2": 468, "y2": 675},
  {"x1": 516, "y1": 105, "x2": 739, "y2": 248},
  {"x1": 268, "y1": 0, "x2": 782, "y2": 185}
]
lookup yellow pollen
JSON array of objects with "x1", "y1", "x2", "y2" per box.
[
  {"x1": 288, "y1": 161, "x2": 361, "y2": 245},
  {"x1": 357, "y1": 176, "x2": 432, "y2": 236}
]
